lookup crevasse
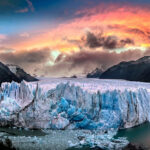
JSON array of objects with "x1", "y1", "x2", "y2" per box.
[{"x1": 0, "y1": 80, "x2": 150, "y2": 130}]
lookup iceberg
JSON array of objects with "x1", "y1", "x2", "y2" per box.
[
  {"x1": 0, "y1": 78, "x2": 150, "y2": 130},
  {"x1": 0, "y1": 130, "x2": 129, "y2": 150}
]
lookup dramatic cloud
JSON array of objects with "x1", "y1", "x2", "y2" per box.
[
  {"x1": 1, "y1": 1, "x2": 150, "y2": 77},
  {"x1": 84, "y1": 31, "x2": 134, "y2": 49},
  {"x1": 120, "y1": 38, "x2": 135, "y2": 46},
  {"x1": 55, "y1": 53, "x2": 65, "y2": 63},
  {"x1": 0, "y1": 47, "x2": 53, "y2": 74},
  {"x1": 42, "y1": 48, "x2": 150, "y2": 77},
  {"x1": 0, "y1": 45, "x2": 150, "y2": 77},
  {"x1": 108, "y1": 24, "x2": 150, "y2": 41},
  {"x1": 127, "y1": 28, "x2": 146, "y2": 36},
  {"x1": 1, "y1": 2, "x2": 150, "y2": 51}
]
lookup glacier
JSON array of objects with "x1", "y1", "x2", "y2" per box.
[{"x1": 0, "y1": 78, "x2": 150, "y2": 130}]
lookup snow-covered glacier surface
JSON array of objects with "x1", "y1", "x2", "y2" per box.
[{"x1": 0, "y1": 78, "x2": 150, "y2": 130}]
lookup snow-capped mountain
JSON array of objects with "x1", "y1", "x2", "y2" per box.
[
  {"x1": 0, "y1": 61, "x2": 37, "y2": 85},
  {"x1": 101, "y1": 56, "x2": 150, "y2": 82},
  {"x1": 0, "y1": 78, "x2": 150, "y2": 130},
  {"x1": 7, "y1": 64, "x2": 38, "y2": 82},
  {"x1": 88, "y1": 56, "x2": 150, "y2": 82},
  {"x1": 0, "y1": 62, "x2": 20, "y2": 84}
]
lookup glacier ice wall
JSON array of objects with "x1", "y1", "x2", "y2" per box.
[{"x1": 0, "y1": 79, "x2": 150, "y2": 130}]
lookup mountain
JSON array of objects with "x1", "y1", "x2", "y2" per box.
[
  {"x1": 0, "y1": 62, "x2": 38, "y2": 84},
  {"x1": 70, "y1": 75, "x2": 77, "y2": 78},
  {"x1": 100, "y1": 56, "x2": 150, "y2": 82},
  {"x1": 87, "y1": 56, "x2": 150, "y2": 82},
  {"x1": 0, "y1": 62, "x2": 20, "y2": 84},
  {"x1": 7, "y1": 64, "x2": 38, "y2": 82},
  {"x1": 87, "y1": 68, "x2": 103, "y2": 78}
]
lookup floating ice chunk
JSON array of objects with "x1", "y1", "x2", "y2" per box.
[{"x1": 51, "y1": 115, "x2": 69, "y2": 129}]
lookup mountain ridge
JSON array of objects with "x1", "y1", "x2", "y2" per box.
[
  {"x1": 0, "y1": 62, "x2": 38, "y2": 84},
  {"x1": 87, "y1": 68, "x2": 103, "y2": 78},
  {"x1": 87, "y1": 56, "x2": 150, "y2": 82}
]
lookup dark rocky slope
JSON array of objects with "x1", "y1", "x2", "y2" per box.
[
  {"x1": 87, "y1": 68, "x2": 103, "y2": 78},
  {"x1": 87, "y1": 56, "x2": 150, "y2": 82},
  {"x1": 7, "y1": 64, "x2": 38, "y2": 82},
  {"x1": 0, "y1": 62, "x2": 20, "y2": 84},
  {"x1": 0, "y1": 62, "x2": 38, "y2": 84},
  {"x1": 100, "y1": 56, "x2": 150, "y2": 82}
]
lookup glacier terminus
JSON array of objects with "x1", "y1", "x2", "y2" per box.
[
  {"x1": 0, "y1": 78, "x2": 150, "y2": 130},
  {"x1": 0, "y1": 78, "x2": 150, "y2": 149}
]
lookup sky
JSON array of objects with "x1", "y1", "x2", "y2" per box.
[{"x1": 1, "y1": 0, "x2": 150, "y2": 77}]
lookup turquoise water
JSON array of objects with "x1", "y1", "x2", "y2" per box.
[
  {"x1": 67, "y1": 123, "x2": 150, "y2": 150},
  {"x1": 0, "y1": 127, "x2": 46, "y2": 137},
  {"x1": 66, "y1": 146, "x2": 102, "y2": 150},
  {"x1": 0, "y1": 123, "x2": 150, "y2": 149},
  {"x1": 114, "y1": 122, "x2": 150, "y2": 143}
]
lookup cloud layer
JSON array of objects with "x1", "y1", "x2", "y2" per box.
[
  {"x1": 0, "y1": 1, "x2": 150, "y2": 77},
  {"x1": 84, "y1": 31, "x2": 134, "y2": 49},
  {"x1": 0, "y1": 46, "x2": 149, "y2": 77},
  {"x1": 46, "y1": 49, "x2": 147, "y2": 77}
]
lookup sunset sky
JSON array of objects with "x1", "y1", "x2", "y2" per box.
[{"x1": 1, "y1": 0, "x2": 150, "y2": 77}]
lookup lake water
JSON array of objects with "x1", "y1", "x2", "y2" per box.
[
  {"x1": 115, "y1": 122, "x2": 150, "y2": 148},
  {"x1": 0, "y1": 123, "x2": 150, "y2": 150},
  {"x1": 67, "y1": 123, "x2": 150, "y2": 150}
]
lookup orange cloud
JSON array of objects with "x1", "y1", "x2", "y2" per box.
[{"x1": 10, "y1": 3, "x2": 150, "y2": 52}]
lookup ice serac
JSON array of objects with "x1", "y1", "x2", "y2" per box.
[{"x1": 0, "y1": 79, "x2": 150, "y2": 130}]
